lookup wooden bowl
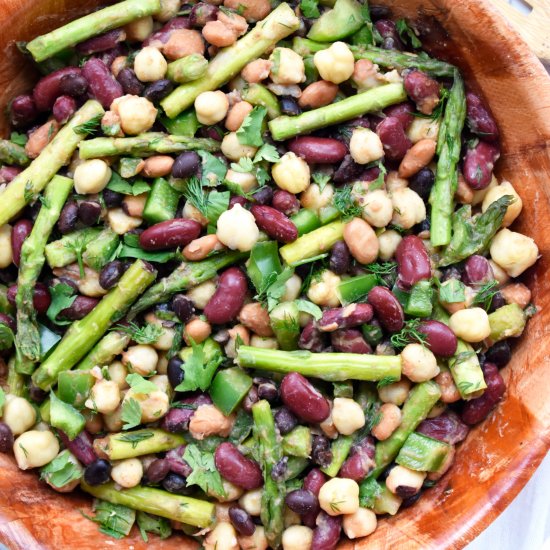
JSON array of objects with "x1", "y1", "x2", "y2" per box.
[{"x1": 0, "y1": 1, "x2": 549, "y2": 548}]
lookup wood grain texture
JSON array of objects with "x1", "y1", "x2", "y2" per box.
[{"x1": 0, "y1": 0, "x2": 549, "y2": 549}]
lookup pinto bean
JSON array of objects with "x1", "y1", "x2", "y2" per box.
[
  {"x1": 418, "y1": 320, "x2": 457, "y2": 357},
  {"x1": 466, "y1": 92, "x2": 499, "y2": 142},
  {"x1": 403, "y1": 69, "x2": 441, "y2": 115},
  {"x1": 343, "y1": 218, "x2": 379, "y2": 265},
  {"x1": 280, "y1": 372, "x2": 330, "y2": 423},
  {"x1": 463, "y1": 141, "x2": 500, "y2": 190},
  {"x1": 203, "y1": 267, "x2": 248, "y2": 324},
  {"x1": 299, "y1": 81, "x2": 339, "y2": 109},
  {"x1": 25, "y1": 120, "x2": 59, "y2": 159},
  {"x1": 142, "y1": 155, "x2": 175, "y2": 177},
  {"x1": 215, "y1": 442, "x2": 263, "y2": 490},
  {"x1": 288, "y1": 137, "x2": 347, "y2": 164},
  {"x1": 376, "y1": 116, "x2": 412, "y2": 161},
  {"x1": 367, "y1": 286, "x2": 404, "y2": 332},
  {"x1": 238, "y1": 302, "x2": 273, "y2": 337},
  {"x1": 383, "y1": 102, "x2": 414, "y2": 129},
  {"x1": 395, "y1": 235, "x2": 431, "y2": 288},
  {"x1": 299, "y1": 321, "x2": 326, "y2": 353},
  {"x1": 250, "y1": 205, "x2": 298, "y2": 243},
  {"x1": 139, "y1": 219, "x2": 202, "y2": 250},
  {"x1": 271, "y1": 190, "x2": 300, "y2": 216},
  {"x1": 11, "y1": 219, "x2": 33, "y2": 266},
  {"x1": 461, "y1": 363, "x2": 505, "y2": 425},
  {"x1": 8, "y1": 282, "x2": 51, "y2": 314},
  {"x1": 317, "y1": 304, "x2": 373, "y2": 332},
  {"x1": 417, "y1": 410, "x2": 469, "y2": 444},
  {"x1": 398, "y1": 139, "x2": 436, "y2": 178},
  {"x1": 33, "y1": 67, "x2": 82, "y2": 111},
  {"x1": 52, "y1": 95, "x2": 77, "y2": 124},
  {"x1": 76, "y1": 29, "x2": 126, "y2": 55},
  {"x1": 59, "y1": 295, "x2": 99, "y2": 320},
  {"x1": 82, "y1": 58, "x2": 124, "y2": 109},
  {"x1": 9, "y1": 94, "x2": 38, "y2": 128},
  {"x1": 331, "y1": 329, "x2": 372, "y2": 353},
  {"x1": 183, "y1": 234, "x2": 224, "y2": 261}
]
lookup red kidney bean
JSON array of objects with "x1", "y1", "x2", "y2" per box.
[
  {"x1": 367, "y1": 286, "x2": 404, "y2": 332},
  {"x1": 417, "y1": 410, "x2": 469, "y2": 444},
  {"x1": 272, "y1": 190, "x2": 300, "y2": 216},
  {"x1": 462, "y1": 255, "x2": 494, "y2": 287},
  {"x1": 286, "y1": 489, "x2": 319, "y2": 515},
  {"x1": 139, "y1": 219, "x2": 202, "y2": 250},
  {"x1": 376, "y1": 117, "x2": 412, "y2": 161},
  {"x1": 203, "y1": 267, "x2": 247, "y2": 324},
  {"x1": 418, "y1": 320, "x2": 457, "y2": 357},
  {"x1": 463, "y1": 140, "x2": 500, "y2": 190},
  {"x1": 52, "y1": 95, "x2": 76, "y2": 124},
  {"x1": 11, "y1": 219, "x2": 33, "y2": 267},
  {"x1": 214, "y1": 442, "x2": 263, "y2": 490},
  {"x1": 280, "y1": 372, "x2": 330, "y2": 423},
  {"x1": 0, "y1": 313, "x2": 16, "y2": 332},
  {"x1": 485, "y1": 340, "x2": 511, "y2": 368},
  {"x1": 375, "y1": 19, "x2": 404, "y2": 50},
  {"x1": 59, "y1": 73, "x2": 89, "y2": 97},
  {"x1": 165, "y1": 445, "x2": 193, "y2": 477},
  {"x1": 304, "y1": 468, "x2": 326, "y2": 496},
  {"x1": 339, "y1": 436, "x2": 376, "y2": 481},
  {"x1": 228, "y1": 506, "x2": 255, "y2": 536},
  {"x1": 58, "y1": 430, "x2": 97, "y2": 465},
  {"x1": 250, "y1": 205, "x2": 298, "y2": 243},
  {"x1": 403, "y1": 69, "x2": 441, "y2": 115},
  {"x1": 331, "y1": 328, "x2": 372, "y2": 353},
  {"x1": 395, "y1": 235, "x2": 431, "y2": 288},
  {"x1": 9, "y1": 94, "x2": 38, "y2": 128},
  {"x1": 384, "y1": 102, "x2": 415, "y2": 129},
  {"x1": 288, "y1": 137, "x2": 348, "y2": 164},
  {"x1": 0, "y1": 423, "x2": 14, "y2": 454},
  {"x1": 116, "y1": 67, "x2": 145, "y2": 96},
  {"x1": 0, "y1": 166, "x2": 23, "y2": 183},
  {"x1": 333, "y1": 154, "x2": 363, "y2": 183},
  {"x1": 461, "y1": 362, "x2": 505, "y2": 425},
  {"x1": 329, "y1": 241, "x2": 350, "y2": 275},
  {"x1": 318, "y1": 303, "x2": 373, "y2": 332},
  {"x1": 252, "y1": 185, "x2": 273, "y2": 205},
  {"x1": 59, "y1": 295, "x2": 99, "y2": 320},
  {"x1": 242, "y1": 386, "x2": 259, "y2": 413},
  {"x1": 299, "y1": 321, "x2": 326, "y2": 353},
  {"x1": 146, "y1": 458, "x2": 171, "y2": 483},
  {"x1": 466, "y1": 92, "x2": 499, "y2": 142},
  {"x1": 33, "y1": 66, "x2": 82, "y2": 112},
  {"x1": 229, "y1": 196, "x2": 248, "y2": 209},
  {"x1": 76, "y1": 29, "x2": 126, "y2": 55},
  {"x1": 190, "y1": 3, "x2": 219, "y2": 27},
  {"x1": 82, "y1": 58, "x2": 123, "y2": 109},
  {"x1": 8, "y1": 283, "x2": 51, "y2": 314},
  {"x1": 312, "y1": 512, "x2": 342, "y2": 550}
]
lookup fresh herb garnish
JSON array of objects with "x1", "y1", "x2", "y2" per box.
[
  {"x1": 10, "y1": 131, "x2": 27, "y2": 146},
  {"x1": 359, "y1": 478, "x2": 382, "y2": 508},
  {"x1": 256, "y1": 266, "x2": 295, "y2": 311},
  {"x1": 46, "y1": 283, "x2": 77, "y2": 326},
  {"x1": 294, "y1": 299, "x2": 323, "y2": 320},
  {"x1": 472, "y1": 280, "x2": 499, "y2": 311},
  {"x1": 390, "y1": 318, "x2": 428, "y2": 349},
  {"x1": 116, "y1": 430, "x2": 155, "y2": 449},
  {"x1": 87, "y1": 500, "x2": 136, "y2": 539},
  {"x1": 126, "y1": 373, "x2": 159, "y2": 394},
  {"x1": 312, "y1": 172, "x2": 331, "y2": 193},
  {"x1": 115, "y1": 322, "x2": 164, "y2": 345},
  {"x1": 183, "y1": 443, "x2": 226, "y2": 497},
  {"x1": 395, "y1": 18, "x2": 422, "y2": 48},
  {"x1": 333, "y1": 184, "x2": 363, "y2": 219},
  {"x1": 40, "y1": 449, "x2": 82, "y2": 488},
  {"x1": 121, "y1": 398, "x2": 142, "y2": 430},
  {"x1": 23, "y1": 180, "x2": 34, "y2": 202},
  {"x1": 64, "y1": 234, "x2": 87, "y2": 278},
  {"x1": 377, "y1": 376, "x2": 399, "y2": 388},
  {"x1": 136, "y1": 512, "x2": 172, "y2": 542},
  {"x1": 182, "y1": 176, "x2": 230, "y2": 224},
  {"x1": 174, "y1": 338, "x2": 223, "y2": 392},
  {"x1": 198, "y1": 150, "x2": 228, "y2": 186},
  {"x1": 237, "y1": 106, "x2": 267, "y2": 147},
  {"x1": 300, "y1": 0, "x2": 320, "y2": 18},
  {"x1": 73, "y1": 114, "x2": 103, "y2": 136},
  {"x1": 438, "y1": 278, "x2": 466, "y2": 303},
  {"x1": 365, "y1": 262, "x2": 398, "y2": 287}
]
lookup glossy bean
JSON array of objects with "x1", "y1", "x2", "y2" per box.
[
  {"x1": 403, "y1": 69, "x2": 441, "y2": 115},
  {"x1": 165, "y1": 445, "x2": 193, "y2": 477},
  {"x1": 286, "y1": 489, "x2": 319, "y2": 515},
  {"x1": 7, "y1": 282, "x2": 51, "y2": 314},
  {"x1": 331, "y1": 328, "x2": 372, "y2": 353},
  {"x1": 367, "y1": 286, "x2": 404, "y2": 332},
  {"x1": 203, "y1": 267, "x2": 248, "y2": 324},
  {"x1": 299, "y1": 81, "x2": 339, "y2": 110},
  {"x1": 250, "y1": 205, "x2": 298, "y2": 243},
  {"x1": 339, "y1": 436, "x2": 375, "y2": 481},
  {"x1": 485, "y1": 340, "x2": 511, "y2": 368},
  {"x1": 395, "y1": 235, "x2": 431, "y2": 288},
  {"x1": 146, "y1": 458, "x2": 171, "y2": 483},
  {"x1": 0, "y1": 313, "x2": 16, "y2": 332},
  {"x1": 0, "y1": 423, "x2": 14, "y2": 454},
  {"x1": 252, "y1": 185, "x2": 273, "y2": 205},
  {"x1": 463, "y1": 141, "x2": 500, "y2": 190},
  {"x1": 139, "y1": 219, "x2": 202, "y2": 250},
  {"x1": 302, "y1": 468, "x2": 328, "y2": 527},
  {"x1": 59, "y1": 295, "x2": 99, "y2": 320},
  {"x1": 143, "y1": 79, "x2": 174, "y2": 103},
  {"x1": 172, "y1": 151, "x2": 201, "y2": 179},
  {"x1": 167, "y1": 356, "x2": 184, "y2": 388},
  {"x1": 162, "y1": 472, "x2": 190, "y2": 494},
  {"x1": 78, "y1": 200, "x2": 102, "y2": 226},
  {"x1": 11, "y1": 219, "x2": 33, "y2": 266},
  {"x1": 84, "y1": 458, "x2": 112, "y2": 485},
  {"x1": 116, "y1": 67, "x2": 145, "y2": 96},
  {"x1": 189, "y1": 3, "x2": 219, "y2": 27},
  {"x1": 99, "y1": 260, "x2": 127, "y2": 290},
  {"x1": 76, "y1": 29, "x2": 125, "y2": 55},
  {"x1": 162, "y1": 395, "x2": 212, "y2": 433},
  {"x1": 311, "y1": 512, "x2": 342, "y2": 550},
  {"x1": 274, "y1": 407, "x2": 297, "y2": 435},
  {"x1": 462, "y1": 255, "x2": 494, "y2": 287},
  {"x1": 418, "y1": 320, "x2": 457, "y2": 357},
  {"x1": 333, "y1": 154, "x2": 364, "y2": 184},
  {"x1": 272, "y1": 190, "x2": 300, "y2": 216},
  {"x1": 298, "y1": 321, "x2": 326, "y2": 353},
  {"x1": 59, "y1": 430, "x2": 97, "y2": 466},
  {"x1": 242, "y1": 386, "x2": 259, "y2": 413},
  {"x1": 229, "y1": 196, "x2": 248, "y2": 209},
  {"x1": 384, "y1": 102, "x2": 415, "y2": 129},
  {"x1": 409, "y1": 167, "x2": 434, "y2": 201},
  {"x1": 417, "y1": 410, "x2": 469, "y2": 444},
  {"x1": 288, "y1": 137, "x2": 347, "y2": 164},
  {"x1": 144, "y1": 17, "x2": 191, "y2": 46},
  {"x1": 375, "y1": 19, "x2": 404, "y2": 50},
  {"x1": 466, "y1": 92, "x2": 499, "y2": 142},
  {"x1": 52, "y1": 95, "x2": 76, "y2": 124},
  {"x1": 280, "y1": 95, "x2": 302, "y2": 115},
  {"x1": 311, "y1": 435, "x2": 332, "y2": 468},
  {"x1": 329, "y1": 241, "x2": 350, "y2": 275},
  {"x1": 229, "y1": 506, "x2": 255, "y2": 536},
  {"x1": 9, "y1": 94, "x2": 38, "y2": 127},
  {"x1": 280, "y1": 372, "x2": 330, "y2": 423},
  {"x1": 318, "y1": 303, "x2": 373, "y2": 332},
  {"x1": 59, "y1": 73, "x2": 89, "y2": 97},
  {"x1": 33, "y1": 66, "x2": 82, "y2": 111},
  {"x1": 82, "y1": 58, "x2": 124, "y2": 109},
  {"x1": 172, "y1": 294, "x2": 195, "y2": 323},
  {"x1": 376, "y1": 116, "x2": 412, "y2": 161},
  {"x1": 461, "y1": 362, "x2": 505, "y2": 425},
  {"x1": 214, "y1": 442, "x2": 263, "y2": 490}
]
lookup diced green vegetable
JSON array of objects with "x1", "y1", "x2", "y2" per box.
[
  {"x1": 290, "y1": 209, "x2": 322, "y2": 236},
  {"x1": 82, "y1": 228, "x2": 120, "y2": 271},
  {"x1": 396, "y1": 432, "x2": 451, "y2": 472},
  {"x1": 405, "y1": 280, "x2": 433, "y2": 318},
  {"x1": 488, "y1": 303, "x2": 526, "y2": 342},
  {"x1": 372, "y1": 483, "x2": 402, "y2": 515},
  {"x1": 270, "y1": 301, "x2": 300, "y2": 351},
  {"x1": 142, "y1": 177, "x2": 181, "y2": 224},
  {"x1": 209, "y1": 367, "x2": 253, "y2": 415},
  {"x1": 338, "y1": 274, "x2": 379, "y2": 305},
  {"x1": 307, "y1": 0, "x2": 363, "y2": 41},
  {"x1": 57, "y1": 370, "x2": 95, "y2": 408},
  {"x1": 161, "y1": 109, "x2": 200, "y2": 137},
  {"x1": 321, "y1": 435, "x2": 353, "y2": 477},
  {"x1": 49, "y1": 391, "x2": 86, "y2": 440},
  {"x1": 282, "y1": 426, "x2": 312, "y2": 458}
]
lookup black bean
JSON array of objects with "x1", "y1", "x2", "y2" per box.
[
  {"x1": 58, "y1": 202, "x2": 79, "y2": 234},
  {"x1": 167, "y1": 356, "x2": 185, "y2": 388},
  {"x1": 485, "y1": 340, "x2": 511, "y2": 368},
  {"x1": 172, "y1": 294, "x2": 195, "y2": 323},
  {"x1": 99, "y1": 260, "x2": 127, "y2": 290},
  {"x1": 242, "y1": 386, "x2": 259, "y2": 413},
  {"x1": 285, "y1": 489, "x2": 319, "y2": 515},
  {"x1": 257, "y1": 381, "x2": 279, "y2": 403},
  {"x1": 440, "y1": 266, "x2": 462, "y2": 282},
  {"x1": 488, "y1": 291, "x2": 506, "y2": 312},
  {"x1": 252, "y1": 185, "x2": 274, "y2": 206},
  {"x1": 280, "y1": 96, "x2": 302, "y2": 116},
  {"x1": 329, "y1": 241, "x2": 351, "y2": 275},
  {"x1": 59, "y1": 73, "x2": 89, "y2": 97},
  {"x1": 311, "y1": 435, "x2": 332, "y2": 468},
  {"x1": 162, "y1": 472, "x2": 190, "y2": 494},
  {"x1": 271, "y1": 457, "x2": 288, "y2": 482},
  {"x1": 228, "y1": 506, "x2": 256, "y2": 536},
  {"x1": 274, "y1": 407, "x2": 297, "y2": 435},
  {"x1": 401, "y1": 491, "x2": 422, "y2": 508},
  {"x1": 84, "y1": 459, "x2": 112, "y2": 485},
  {"x1": 78, "y1": 200, "x2": 102, "y2": 226},
  {"x1": 29, "y1": 384, "x2": 48, "y2": 403},
  {"x1": 0, "y1": 422, "x2": 14, "y2": 453},
  {"x1": 409, "y1": 167, "x2": 435, "y2": 201},
  {"x1": 333, "y1": 154, "x2": 364, "y2": 184},
  {"x1": 117, "y1": 67, "x2": 145, "y2": 96},
  {"x1": 102, "y1": 188, "x2": 124, "y2": 208},
  {"x1": 172, "y1": 151, "x2": 201, "y2": 179},
  {"x1": 143, "y1": 79, "x2": 174, "y2": 103},
  {"x1": 146, "y1": 458, "x2": 170, "y2": 483}
]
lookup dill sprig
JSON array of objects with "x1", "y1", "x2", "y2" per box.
[
  {"x1": 73, "y1": 113, "x2": 103, "y2": 136},
  {"x1": 390, "y1": 319, "x2": 428, "y2": 349},
  {"x1": 115, "y1": 322, "x2": 164, "y2": 345},
  {"x1": 333, "y1": 185, "x2": 363, "y2": 219},
  {"x1": 472, "y1": 280, "x2": 499, "y2": 311},
  {"x1": 64, "y1": 235, "x2": 88, "y2": 278}
]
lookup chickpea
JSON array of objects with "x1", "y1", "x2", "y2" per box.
[
  {"x1": 272, "y1": 152, "x2": 310, "y2": 194},
  {"x1": 103, "y1": 404, "x2": 124, "y2": 432},
  {"x1": 344, "y1": 217, "x2": 379, "y2": 264},
  {"x1": 142, "y1": 155, "x2": 174, "y2": 177},
  {"x1": 217, "y1": 203, "x2": 260, "y2": 251},
  {"x1": 84, "y1": 410, "x2": 104, "y2": 434},
  {"x1": 187, "y1": 279, "x2": 217, "y2": 309},
  {"x1": 122, "y1": 344, "x2": 158, "y2": 376},
  {"x1": 489, "y1": 259, "x2": 510, "y2": 287},
  {"x1": 125, "y1": 388, "x2": 170, "y2": 423},
  {"x1": 225, "y1": 101, "x2": 254, "y2": 132},
  {"x1": 225, "y1": 324, "x2": 250, "y2": 358},
  {"x1": 471, "y1": 174, "x2": 498, "y2": 205},
  {"x1": 282, "y1": 273, "x2": 302, "y2": 302},
  {"x1": 111, "y1": 94, "x2": 158, "y2": 135},
  {"x1": 406, "y1": 117, "x2": 440, "y2": 143},
  {"x1": 490, "y1": 228, "x2": 538, "y2": 278},
  {"x1": 343, "y1": 507, "x2": 378, "y2": 539},
  {"x1": 314, "y1": 42, "x2": 355, "y2": 85},
  {"x1": 269, "y1": 48, "x2": 305, "y2": 85},
  {"x1": 13, "y1": 430, "x2": 60, "y2": 470},
  {"x1": 331, "y1": 398, "x2": 365, "y2": 435},
  {"x1": 401, "y1": 343, "x2": 439, "y2": 382},
  {"x1": 107, "y1": 207, "x2": 142, "y2": 234},
  {"x1": 319, "y1": 477, "x2": 360, "y2": 516},
  {"x1": 111, "y1": 458, "x2": 143, "y2": 488},
  {"x1": 204, "y1": 522, "x2": 239, "y2": 550},
  {"x1": 162, "y1": 29, "x2": 205, "y2": 61},
  {"x1": 239, "y1": 302, "x2": 273, "y2": 336},
  {"x1": 189, "y1": 404, "x2": 234, "y2": 440},
  {"x1": 209, "y1": 478, "x2": 244, "y2": 502},
  {"x1": 435, "y1": 370, "x2": 461, "y2": 403},
  {"x1": 239, "y1": 488, "x2": 263, "y2": 516},
  {"x1": 500, "y1": 282, "x2": 531, "y2": 309},
  {"x1": 282, "y1": 525, "x2": 313, "y2": 550},
  {"x1": 250, "y1": 335, "x2": 279, "y2": 349},
  {"x1": 359, "y1": 189, "x2": 393, "y2": 228},
  {"x1": 134, "y1": 46, "x2": 168, "y2": 82},
  {"x1": 184, "y1": 318, "x2": 212, "y2": 344},
  {"x1": 241, "y1": 59, "x2": 272, "y2": 83},
  {"x1": 439, "y1": 282, "x2": 475, "y2": 315},
  {"x1": 183, "y1": 234, "x2": 224, "y2": 261},
  {"x1": 183, "y1": 201, "x2": 209, "y2": 226},
  {"x1": 124, "y1": 16, "x2": 154, "y2": 42},
  {"x1": 349, "y1": 127, "x2": 384, "y2": 165},
  {"x1": 195, "y1": 90, "x2": 229, "y2": 125},
  {"x1": 386, "y1": 465, "x2": 426, "y2": 495},
  {"x1": 3, "y1": 395, "x2": 37, "y2": 435},
  {"x1": 378, "y1": 229, "x2": 403, "y2": 261},
  {"x1": 391, "y1": 187, "x2": 426, "y2": 229},
  {"x1": 74, "y1": 159, "x2": 111, "y2": 195},
  {"x1": 481, "y1": 180, "x2": 522, "y2": 227},
  {"x1": 299, "y1": 80, "x2": 339, "y2": 109},
  {"x1": 225, "y1": 168, "x2": 258, "y2": 193},
  {"x1": 25, "y1": 120, "x2": 59, "y2": 159},
  {"x1": 0, "y1": 224, "x2": 13, "y2": 268},
  {"x1": 149, "y1": 374, "x2": 171, "y2": 395},
  {"x1": 385, "y1": 170, "x2": 408, "y2": 193},
  {"x1": 122, "y1": 193, "x2": 148, "y2": 217},
  {"x1": 300, "y1": 182, "x2": 334, "y2": 214},
  {"x1": 224, "y1": 0, "x2": 271, "y2": 21},
  {"x1": 307, "y1": 269, "x2": 341, "y2": 307},
  {"x1": 221, "y1": 131, "x2": 258, "y2": 161},
  {"x1": 85, "y1": 380, "x2": 121, "y2": 414},
  {"x1": 155, "y1": 0, "x2": 181, "y2": 22},
  {"x1": 449, "y1": 307, "x2": 491, "y2": 342},
  {"x1": 238, "y1": 526, "x2": 269, "y2": 550},
  {"x1": 216, "y1": 503, "x2": 231, "y2": 523},
  {"x1": 320, "y1": 408, "x2": 338, "y2": 439},
  {"x1": 352, "y1": 59, "x2": 385, "y2": 91},
  {"x1": 378, "y1": 379, "x2": 411, "y2": 406},
  {"x1": 398, "y1": 139, "x2": 437, "y2": 178},
  {"x1": 372, "y1": 403, "x2": 402, "y2": 440},
  {"x1": 108, "y1": 361, "x2": 129, "y2": 389}
]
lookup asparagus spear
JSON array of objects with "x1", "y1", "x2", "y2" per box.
[
  {"x1": 15, "y1": 175, "x2": 74, "y2": 364},
  {"x1": 7, "y1": 356, "x2": 26, "y2": 397},
  {"x1": 0, "y1": 140, "x2": 29, "y2": 166},
  {"x1": 488, "y1": 303, "x2": 526, "y2": 342},
  {"x1": 26, "y1": 0, "x2": 161, "y2": 62},
  {"x1": 321, "y1": 435, "x2": 354, "y2": 477},
  {"x1": 32, "y1": 260, "x2": 156, "y2": 390},
  {"x1": 0, "y1": 101, "x2": 104, "y2": 226},
  {"x1": 371, "y1": 381, "x2": 441, "y2": 477},
  {"x1": 166, "y1": 54, "x2": 209, "y2": 84},
  {"x1": 252, "y1": 400, "x2": 285, "y2": 549},
  {"x1": 129, "y1": 251, "x2": 247, "y2": 317},
  {"x1": 94, "y1": 429, "x2": 185, "y2": 460},
  {"x1": 160, "y1": 3, "x2": 300, "y2": 118},
  {"x1": 79, "y1": 133, "x2": 220, "y2": 159},
  {"x1": 237, "y1": 346, "x2": 402, "y2": 382},
  {"x1": 80, "y1": 482, "x2": 214, "y2": 528},
  {"x1": 45, "y1": 227, "x2": 102, "y2": 269},
  {"x1": 268, "y1": 83, "x2": 406, "y2": 141},
  {"x1": 429, "y1": 69, "x2": 466, "y2": 247},
  {"x1": 82, "y1": 228, "x2": 120, "y2": 271},
  {"x1": 76, "y1": 331, "x2": 131, "y2": 371}
]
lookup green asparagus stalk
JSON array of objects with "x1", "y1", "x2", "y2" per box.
[
  {"x1": 236, "y1": 82, "x2": 281, "y2": 120},
  {"x1": 371, "y1": 381, "x2": 441, "y2": 477},
  {"x1": 45, "y1": 227, "x2": 102, "y2": 269},
  {"x1": 32, "y1": 260, "x2": 156, "y2": 390},
  {"x1": 282, "y1": 426, "x2": 312, "y2": 458},
  {"x1": 269, "y1": 302, "x2": 300, "y2": 351},
  {"x1": 268, "y1": 83, "x2": 406, "y2": 141},
  {"x1": 252, "y1": 400, "x2": 285, "y2": 549},
  {"x1": 76, "y1": 332, "x2": 131, "y2": 371},
  {"x1": 0, "y1": 284, "x2": 14, "y2": 315},
  {"x1": 0, "y1": 140, "x2": 29, "y2": 166},
  {"x1": 26, "y1": 0, "x2": 161, "y2": 62},
  {"x1": 321, "y1": 435, "x2": 354, "y2": 477},
  {"x1": 7, "y1": 356, "x2": 26, "y2": 396},
  {"x1": 166, "y1": 54, "x2": 209, "y2": 83},
  {"x1": 80, "y1": 482, "x2": 214, "y2": 528},
  {"x1": 279, "y1": 221, "x2": 345, "y2": 265},
  {"x1": 15, "y1": 175, "x2": 74, "y2": 364},
  {"x1": 129, "y1": 251, "x2": 247, "y2": 317},
  {"x1": 79, "y1": 133, "x2": 220, "y2": 159},
  {"x1": 82, "y1": 228, "x2": 120, "y2": 271},
  {"x1": 0, "y1": 100, "x2": 105, "y2": 226},
  {"x1": 429, "y1": 69, "x2": 466, "y2": 247},
  {"x1": 237, "y1": 346, "x2": 402, "y2": 382},
  {"x1": 292, "y1": 37, "x2": 332, "y2": 56},
  {"x1": 160, "y1": 3, "x2": 300, "y2": 118},
  {"x1": 94, "y1": 429, "x2": 185, "y2": 460}
]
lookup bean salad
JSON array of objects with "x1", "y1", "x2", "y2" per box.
[{"x1": 0, "y1": 0, "x2": 540, "y2": 547}]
